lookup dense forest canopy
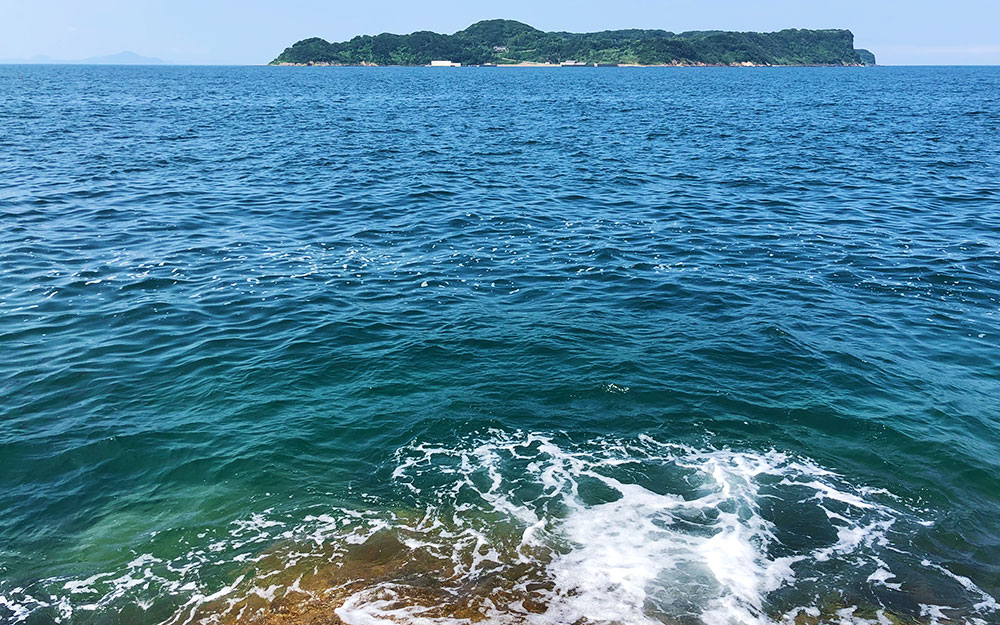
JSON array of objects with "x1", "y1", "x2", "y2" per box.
[{"x1": 271, "y1": 19, "x2": 876, "y2": 66}]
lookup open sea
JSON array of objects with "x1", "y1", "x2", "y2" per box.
[{"x1": 1, "y1": 65, "x2": 999, "y2": 625}]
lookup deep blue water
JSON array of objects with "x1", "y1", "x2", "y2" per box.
[{"x1": 1, "y1": 65, "x2": 999, "y2": 625}]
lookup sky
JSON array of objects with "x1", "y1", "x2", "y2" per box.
[{"x1": 2, "y1": 0, "x2": 999, "y2": 65}]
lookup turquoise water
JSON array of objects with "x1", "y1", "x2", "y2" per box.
[{"x1": 1, "y1": 65, "x2": 999, "y2": 625}]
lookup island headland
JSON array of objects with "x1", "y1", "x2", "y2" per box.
[{"x1": 270, "y1": 19, "x2": 876, "y2": 67}]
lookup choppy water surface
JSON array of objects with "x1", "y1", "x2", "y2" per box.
[{"x1": 1, "y1": 65, "x2": 999, "y2": 625}]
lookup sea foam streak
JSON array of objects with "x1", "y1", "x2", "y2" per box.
[{"x1": 2, "y1": 432, "x2": 996, "y2": 625}]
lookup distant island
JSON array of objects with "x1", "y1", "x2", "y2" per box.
[
  {"x1": 270, "y1": 19, "x2": 876, "y2": 67},
  {"x1": 0, "y1": 51, "x2": 167, "y2": 65}
]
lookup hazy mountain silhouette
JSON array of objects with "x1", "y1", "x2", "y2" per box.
[{"x1": 0, "y1": 51, "x2": 168, "y2": 65}]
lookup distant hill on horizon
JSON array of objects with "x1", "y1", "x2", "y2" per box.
[
  {"x1": 271, "y1": 19, "x2": 876, "y2": 67},
  {"x1": 0, "y1": 51, "x2": 168, "y2": 65}
]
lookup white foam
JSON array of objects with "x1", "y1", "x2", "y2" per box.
[
  {"x1": 920, "y1": 604, "x2": 953, "y2": 625},
  {"x1": 338, "y1": 433, "x2": 930, "y2": 625},
  {"x1": 5, "y1": 432, "x2": 998, "y2": 625}
]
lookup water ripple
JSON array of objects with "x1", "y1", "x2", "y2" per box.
[{"x1": 1, "y1": 65, "x2": 999, "y2": 625}]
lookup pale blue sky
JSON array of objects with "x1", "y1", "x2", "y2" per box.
[{"x1": 2, "y1": 0, "x2": 999, "y2": 65}]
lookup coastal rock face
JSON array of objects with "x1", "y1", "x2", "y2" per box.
[
  {"x1": 855, "y1": 48, "x2": 877, "y2": 65},
  {"x1": 270, "y1": 19, "x2": 876, "y2": 66}
]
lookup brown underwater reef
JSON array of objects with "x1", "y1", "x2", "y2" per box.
[{"x1": 179, "y1": 528, "x2": 927, "y2": 625}]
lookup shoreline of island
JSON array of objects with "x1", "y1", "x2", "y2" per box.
[{"x1": 270, "y1": 61, "x2": 872, "y2": 68}]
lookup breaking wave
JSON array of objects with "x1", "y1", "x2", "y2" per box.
[{"x1": 3, "y1": 431, "x2": 996, "y2": 625}]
